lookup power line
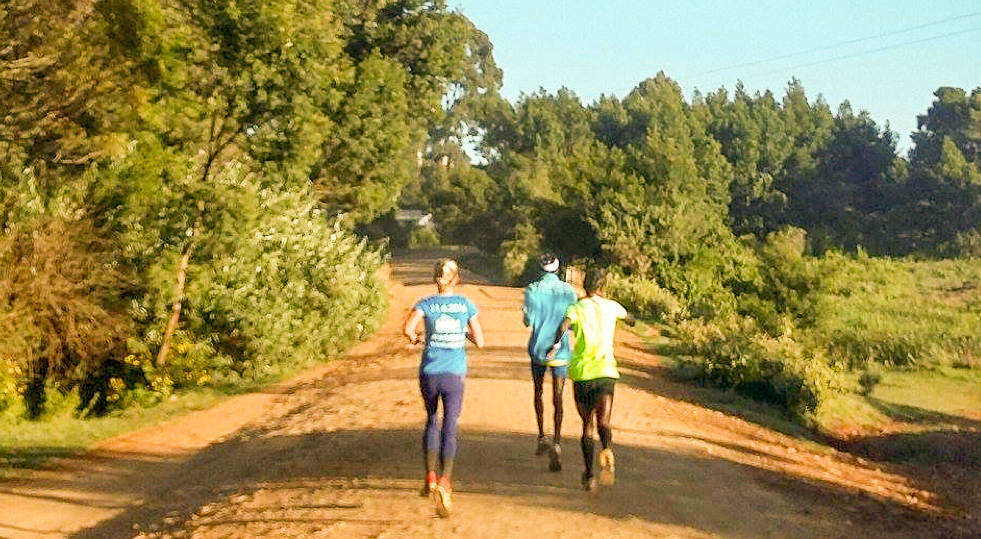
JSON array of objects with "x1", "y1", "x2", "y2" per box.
[
  {"x1": 684, "y1": 11, "x2": 981, "y2": 80},
  {"x1": 745, "y1": 25, "x2": 981, "y2": 79}
]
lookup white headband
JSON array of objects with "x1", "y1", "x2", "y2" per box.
[{"x1": 542, "y1": 260, "x2": 559, "y2": 272}]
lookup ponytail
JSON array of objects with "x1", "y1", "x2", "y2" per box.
[{"x1": 434, "y1": 259, "x2": 459, "y2": 290}]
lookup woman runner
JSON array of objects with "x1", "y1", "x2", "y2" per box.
[{"x1": 403, "y1": 259, "x2": 484, "y2": 517}]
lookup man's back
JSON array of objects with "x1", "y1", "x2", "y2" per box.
[{"x1": 523, "y1": 273, "x2": 577, "y2": 362}]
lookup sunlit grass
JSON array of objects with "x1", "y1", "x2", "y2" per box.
[
  {"x1": 0, "y1": 388, "x2": 221, "y2": 479},
  {"x1": 814, "y1": 256, "x2": 981, "y2": 367}
]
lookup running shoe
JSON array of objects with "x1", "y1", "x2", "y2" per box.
[
  {"x1": 535, "y1": 435, "x2": 550, "y2": 456},
  {"x1": 581, "y1": 471, "x2": 597, "y2": 492},
  {"x1": 420, "y1": 471, "x2": 437, "y2": 497},
  {"x1": 547, "y1": 443, "x2": 562, "y2": 472},
  {"x1": 433, "y1": 480, "x2": 452, "y2": 518},
  {"x1": 598, "y1": 448, "x2": 615, "y2": 486}
]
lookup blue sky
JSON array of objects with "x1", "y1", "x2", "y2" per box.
[{"x1": 453, "y1": 1, "x2": 981, "y2": 152}]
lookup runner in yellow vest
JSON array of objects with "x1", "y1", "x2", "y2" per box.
[{"x1": 546, "y1": 268, "x2": 634, "y2": 491}]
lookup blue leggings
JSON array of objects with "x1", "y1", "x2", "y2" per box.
[{"x1": 420, "y1": 373, "x2": 465, "y2": 468}]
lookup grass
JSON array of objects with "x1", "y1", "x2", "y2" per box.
[
  {"x1": 807, "y1": 365, "x2": 981, "y2": 438},
  {"x1": 643, "y1": 255, "x2": 981, "y2": 440},
  {"x1": 807, "y1": 256, "x2": 981, "y2": 434},
  {"x1": 0, "y1": 388, "x2": 222, "y2": 479},
  {"x1": 814, "y1": 255, "x2": 981, "y2": 367}
]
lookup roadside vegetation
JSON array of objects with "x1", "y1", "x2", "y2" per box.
[
  {"x1": 3, "y1": 0, "x2": 981, "y2": 475},
  {"x1": 0, "y1": 0, "x2": 495, "y2": 467}
]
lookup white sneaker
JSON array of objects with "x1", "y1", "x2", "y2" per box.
[{"x1": 598, "y1": 448, "x2": 615, "y2": 486}]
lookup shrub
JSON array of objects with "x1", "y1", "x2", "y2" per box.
[
  {"x1": 823, "y1": 331, "x2": 926, "y2": 368},
  {"x1": 408, "y1": 226, "x2": 440, "y2": 248},
  {"x1": 0, "y1": 358, "x2": 21, "y2": 413},
  {"x1": 190, "y1": 182, "x2": 388, "y2": 382},
  {"x1": 499, "y1": 221, "x2": 541, "y2": 283},
  {"x1": 736, "y1": 293, "x2": 793, "y2": 337},
  {"x1": 674, "y1": 319, "x2": 842, "y2": 418},
  {"x1": 0, "y1": 217, "x2": 130, "y2": 418},
  {"x1": 607, "y1": 273, "x2": 685, "y2": 322},
  {"x1": 754, "y1": 227, "x2": 826, "y2": 327},
  {"x1": 810, "y1": 255, "x2": 981, "y2": 369}
]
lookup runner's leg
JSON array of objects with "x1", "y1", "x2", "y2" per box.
[
  {"x1": 532, "y1": 363, "x2": 546, "y2": 439},
  {"x1": 595, "y1": 381, "x2": 616, "y2": 486},
  {"x1": 438, "y1": 374, "x2": 465, "y2": 483},
  {"x1": 550, "y1": 368, "x2": 566, "y2": 445},
  {"x1": 419, "y1": 376, "x2": 440, "y2": 493},
  {"x1": 596, "y1": 391, "x2": 614, "y2": 450},
  {"x1": 574, "y1": 381, "x2": 595, "y2": 478}
]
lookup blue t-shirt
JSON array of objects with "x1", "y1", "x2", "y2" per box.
[
  {"x1": 414, "y1": 293, "x2": 479, "y2": 376},
  {"x1": 523, "y1": 272, "x2": 577, "y2": 363}
]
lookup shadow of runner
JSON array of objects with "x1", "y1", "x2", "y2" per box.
[{"x1": 63, "y1": 425, "x2": 976, "y2": 539}]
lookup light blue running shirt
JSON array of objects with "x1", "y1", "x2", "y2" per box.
[
  {"x1": 414, "y1": 294, "x2": 479, "y2": 375},
  {"x1": 523, "y1": 272, "x2": 578, "y2": 364}
]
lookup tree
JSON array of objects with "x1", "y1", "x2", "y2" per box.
[
  {"x1": 794, "y1": 102, "x2": 902, "y2": 253},
  {"x1": 0, "y1": 0, "x2": 142, "y2": 223},
  {"x1": 700, "y1": 84, "x2": 791, "y2": 238},
  {"x1": 0, "y1": 0, "x2": 145, "y2": 413},
  {"x1": 910, "y1": 87, "x2": 981, "y2": 167},
  {"x1": 314, "y1": 0, "x2": 497, "y2": 225},
  {"x1": 903, "y1": 87, "x2": 981, "y2": 254}
]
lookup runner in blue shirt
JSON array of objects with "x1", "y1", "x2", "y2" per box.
[
  {"x1": 522, "y1": 252, "x2": 578, "y2": 472},
  {"x1": 404, "y1": 259, "x2": 484, "y2": 518}
]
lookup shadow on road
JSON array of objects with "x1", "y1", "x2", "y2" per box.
[{"x1": 51, "y1": 424, "x2": 968, "y2": 539}]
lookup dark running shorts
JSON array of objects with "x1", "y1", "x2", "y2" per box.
[{"x1": 573, "y1": 377, "x2": 617, "y2": 409}]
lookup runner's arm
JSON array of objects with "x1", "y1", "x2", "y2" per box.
[
  {"x1": 467, "y1": 315, "x2": 485, "y2": 348},
  {"x1": 403, "y1": 308, "x2": 425, "y2": 344},
  {"x1": 623, "y1": 313, "x2": 637, "y2": 327},
  {"x1": 545, "y1": 317, "x2": 573, "y2": 360}
]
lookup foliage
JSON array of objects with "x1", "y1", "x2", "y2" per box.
[
  {"x1": 0, "y1": 217, "x2": 130, "y2": 418},
  {"x1": 673, "y1": 318, "x2": 842, "y2": 419},
  {"x1": 0, "y1": 359, "x2": 21, "y2": 413},
  {"x1": 808, "y1": 254, "x2": 981, "y2": 369},
  {"x1": 0, "y1": 0, "x2": 140, "y2": 222},
  {"x1": 122, "y1": 167, "x2": 390, "y2": 388},
  {"x1": 902, "y1": 87, "x2": 981, "y2": 254},
  {"x1": 500, "y1": 221, "x2": 541, "y2": 283},
  {"x1": 751, "y1": 227, "x2": 827, "y2": 329},
  {"x1": 606, "y1": 273, "x2": 685, "y2": 322},
  {"x1": 408, "y1": 226, "x2": 441, "y2": 248}
]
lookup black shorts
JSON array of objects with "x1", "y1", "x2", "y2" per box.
[{"x1": 573, "y1": 378, "x2": 616, "y2": 409}]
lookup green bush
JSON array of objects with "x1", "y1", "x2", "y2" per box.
[
  {"x1": 736, "y1": 294, "x2": 793, "y2": 337},
  {"x1": 500, "y1": 221, "x2": 541, "y2": 283},
  {"x1": 674, "y1": 319, "x2": 842, "y2": 418},
  {"x1": 408, "y1": 226, "x2": 440, "y2": 248},
  {"x1": 193, "y1": 182, "x2": 388, "y2": 382},
  {"x1": 824, "y1": 331, "x2": 924, "y2": 368},
  {"x1": 117, "y1": 168, "x2": 389, "y2": 398},
  {"x1": 753, "y1": 228, "x2": 826, "y2": 328},
  {"x1": 812, "y1": 254, "x2": 981, "y2": 368},
  {"x1": 0, "y1": 359, "x2": 21, "y2": 413},
  {"x1": 607, "y1": 273, "x2": 686, "y2": 322}
]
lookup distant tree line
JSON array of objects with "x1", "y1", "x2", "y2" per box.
[{"x1": 410, "y1": 74, "x2": 981, "y2": 286}]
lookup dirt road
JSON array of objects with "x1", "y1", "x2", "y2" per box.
[{"x1": 1, "y1": 251, "x2": 975, "y2": 538}]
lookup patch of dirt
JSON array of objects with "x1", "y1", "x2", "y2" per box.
[{"x1": 1, "y1": 250, "x2": 978, "y2": 539}]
